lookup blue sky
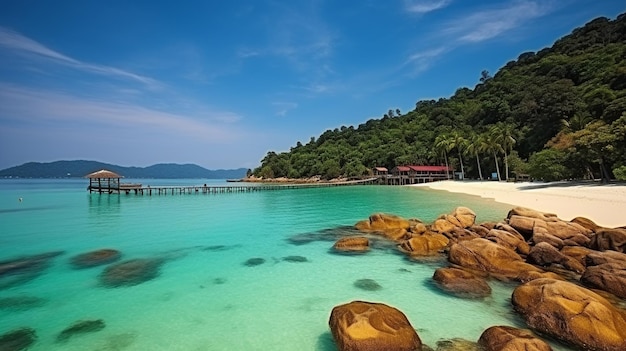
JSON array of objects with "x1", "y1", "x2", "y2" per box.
[{"x1": 0, "y1": 0, "x2": 623, "y2": 170}]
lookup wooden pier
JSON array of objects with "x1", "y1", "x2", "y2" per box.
[{"x1": 89, "y1": 178, "x2": 379, "y2": 195}]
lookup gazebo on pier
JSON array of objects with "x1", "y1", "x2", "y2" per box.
[{"x1": 85, "y1": 169, "x2": 123, "y2": 193}]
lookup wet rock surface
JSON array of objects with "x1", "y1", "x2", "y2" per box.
[
  {"x1": 478, "y1": 325, "x2": 553, "y2": 351},
  {"x1": 432, "y1": 267, "x2": 491, "y2": 298}
]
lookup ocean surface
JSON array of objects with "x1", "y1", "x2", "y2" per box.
[{"x1": 0, "y1": 179, "x2": 574, "y2": 350}]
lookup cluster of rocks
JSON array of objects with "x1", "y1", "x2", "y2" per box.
[
  {"x1": 328, "y1": 207, "x2": 626, "y2": 351},
  {"x1": 0, "y1": 319, "x2": 106, "y2": 350}
]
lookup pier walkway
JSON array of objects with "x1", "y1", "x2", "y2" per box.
[{"x1": 89, "y1": 178, "x2": 379, "y2": 195}]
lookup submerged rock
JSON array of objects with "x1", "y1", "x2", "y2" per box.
[
  {"x1": 70, "y1": 249, "x2": 121, "y2": 269},
  {"x1": 0, "y1": 251, "x2": 64, "y2": 290},
  {"x1": 244, "y1": 258, "x2": 265, "y2": 267},
  {"x1": 282, "y1": 255, "x2": 308, "y2": 263},
  {"x1": 353, "y1": 279, "x2": 382, "y2": 291},
  {"x1": 329, "y1": 301, "x2": 422, "y2": 351},
  {"x1": 56, "y1": 319, "x2": 105, "y2": 343},
  {"x1": 288, "y1": 226, "x2": 364, "y2": 245},
  {"x1": 0, "y1": 327, "x2": 36, "y2": 351},
  {"x1": 512, "y1": 278, "x2": 626, "y2": 351},
  {"x1": 478, "y1": 325, "x2": 553, "y2": 351},
  {"x1": 332, "y1": 237, "x2": 370, "y2": 253},
  {"x1": 435, "y1": 338, "x2": 480, "y2": 351},
  {"x1": 0, "y1": 296, "x2": 46, "y2": 311},
  {"x1": 432, "y1": 267, "x2": 491, "y2": 298},
  {"x1": 100, "y1": 258, "x2": 164, "y2": 287}
]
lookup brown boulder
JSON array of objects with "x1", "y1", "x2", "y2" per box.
[
  {"x1": 432, "y1": 267, "x2": 491, "y2": 298},
  {"x1": 589, "y1": 228, "x2": 626, "y2": 252},
  {"x1": 507, "y1": 207, "x2": 558, "y2": 221},
  {"x1": 442, "y1": 227, "x2": 481, "y2": 243},
  {"x1": 333, "y1": 237, "x2": 370, "y2": 253},
  {"x1": 571, "y1": 216, "x2": 601, "y2": 232},
  {"x1": 431, "y1": 218, "x2": 457, "y2": 234},
  {"x1": 527, "y1": 242, "x2": 585, "y2": 273},
  {"x1": 448, "y1": 238, "x2": 543, "y2": 281},
  {"x1": 469, "y1": 225, "x2": 490, "y2": 237},
  {"x1": 356, "y1": 213, "x2": 410, "y2": 231},
  {"x1": 398, "y1": 234, "x2": 449, "y2": 256},
  {"x1": 512, "y1": 278, "x2": 626, "y2": 351},
  {"x1": 329, "y1": 301, "x2": 422, "y2": 351},
  {"x1": 585, "y1": 250, "x2": 626, "y2": 267},
  {"x1": 581, "y1": 263, "x2": 626, "y2": 298},
  {"x1": 545, "y1": 221, "x2": 592, "y2": 243},
  {"x1": 452, "y1": 207, "x2": 476, "y2": 228},
  {"x1": 478, "y1": 325, "x2": 553, "y2": 351},
  {"x1": 559, "y1": 246, "x2": 593, "y2": 267},
  {"x1": 507, "y1": 215, "x2": 538, "y2": 239},
  {"x1": 485, "y1": 229, "x2": 530, "y2": 255}
]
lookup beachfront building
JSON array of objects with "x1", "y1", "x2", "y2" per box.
[
  {"x1": 85, "y1": 169, "x2": 142, "y2": 194},
  {"x1": 376, "y1": 165, "x2": 451, "y2": 185}
]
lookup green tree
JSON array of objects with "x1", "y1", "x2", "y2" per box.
[
  {"x1": 434, "y1": 134, "x2": 452, "y2": 179},
  {"x1": 466, "y1": 131, "x2": 488, "y2": 180},
  {"x1": 528, "y1": 149, "x2": 570, "y2": 181}
]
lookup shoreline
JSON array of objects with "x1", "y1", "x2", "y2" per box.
[{"x1": 411, "y1": 180, "x2": 626, "y2": 228}]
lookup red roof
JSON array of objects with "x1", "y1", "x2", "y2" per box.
[
  {"x1": 408, "y1": 165, "x2": 450, "y2": 172},
  {"x1": 394, "y1": 166, "x2": 411, "y2": 172}
]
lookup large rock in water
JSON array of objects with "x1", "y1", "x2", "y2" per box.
[
  {"x1": 100, "y1": 258, "x2": 164, "y2": 287},
  {"x1": 70, "y1": 249, "x2": 121, "y2": 269},
  {"x1": 329, "y1": 301, "x2": 422, "y2": 351},
  {"x1": 398, "y1": 233, "x2": 449, "y2": 256},
  {"x1": 432, "y1": 267, "x2": 491, "y2": 298},
  {"x1": 478, "y1": 326, "x2": 553, "y2": 351},
  {"x1": 333, "y1": 237, "x2": 370, "y2": 253},
  {"x1": 355, "y1": 213, "x2": 411, "y2": 241},
  {"x1": 512, "y1": 278, "x2": 626, "y2": 351},
  {"x1": 448, "y1": 238, "x2": 548, "y2": 281}
]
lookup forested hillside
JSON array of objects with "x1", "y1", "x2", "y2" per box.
[{"x1": 253, "y1": 14, "x2": 626, "y2": 182}]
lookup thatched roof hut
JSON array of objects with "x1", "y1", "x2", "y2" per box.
[
  {"x1": 85, "y1": 169, "x2": 123, "y2": 179},
  {"x1": 85, "y1": 169, "x2": 123, "y2": 193}
]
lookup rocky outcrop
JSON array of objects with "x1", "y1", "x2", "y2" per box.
[
  {"x1": 70, "y1": 249, "x2": 121, "y2": 269},
  {"x1": 485, "y1": 229, "x2": 530, "y2": 255},
  {"x1": 431, "y1": 207, "x2": 476, "y2": 234},
  {"x1": 329, "y1": 301, "x2": 422, "y2": 351},
  {"x1": 581, "y1": 263, "x2": 626, "y2": 298},
  {"x1": 0, "y1": 327, "x2": 36, "y2": 351},
  {"x1": 589, "y1": 228, "x2": 626, "y2": 252},
  {"x1": 526, "y1": 242, "x2": 585, "y2": 273},
  {"x1": 506, "y1": 207, "x2": 593, "y2": 247},
  {"x1": 398, "y1": 233, "x2": 449, "y2": 256},
  {"x1": 100, "y1": 258, "x2": 164, "y2": 287},
  {"x1": 478, "y1": 326, "x2": 553, "y2": 351},
  {"x1": 585, "y1": 250, "x2": 626, "y2": 266},
  {"x1": 571, "y1": 217, "x2": 601, "y2": 232},
  {"x1": 356, "y1": 213, "x2": 410, "y2": 232},
  {"x1": 333, "y1": 237, "x2": 370, "y2": 253},
  {"x1": 512, "y1": 278, "x2": 626, "y2": 351},
  {"x1": 57, "y1": 319, "x2": 105, "y2": 343},
  {"x1": 432, "y1": 267, "x2": 491, "y2": 298},
  {"x1": 448, "y1": 238, "x2": 547, "y2": 281}
]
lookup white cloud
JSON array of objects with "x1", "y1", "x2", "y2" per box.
[
  {"x1": 405, "y1": 47, "x2": 448, "y2": 73},
  {"x1": 0, "y1": 27, "x2": 159, "y2": 88},
  {"x1": 405, "y1": 0, "x2": 452, "y2": 14},
  {"x1": 272, "y1": 102, "x2": 298, "y2": 116}
]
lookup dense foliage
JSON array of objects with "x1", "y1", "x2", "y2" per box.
[{"x1": 254, "y1": 14, "x2": 626, "y2": 182}]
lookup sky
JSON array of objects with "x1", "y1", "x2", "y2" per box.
[{"x1": 0, "y1": 1, "x2": 624, "y2": 170}]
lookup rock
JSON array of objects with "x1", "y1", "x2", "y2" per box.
[
  {"x1": 545, "y1": 221, "x2": 592, "y2": 243},
  {"x1": 452, "y1": 207, "x2": 476, "y2": 228},
  {"x1": 478, "y1": 325, "x2": 553, "y2": 351},
  {"x1": 56, "y1": 319, "x2": 105, "y2": 343},
  {"x1": 0, "y1": 296, "x2": 46, "y2": 311},
  {"x1": 560, "y1": 246, "x2": 594, "y2": 266},
  {"x1": 356, "y1": 213, "x2": 410, "y2": 232},
  {"x1": 100, "y1": 258, "x2": 164, "y2": 287},
  {"x1": 585, "y1": 250, "x2": 626, "y2": 267},
  {"x1": 442, "y1": 227, "x2": 481, "y2": 243},
  {"x1": 532, "y1": 232, "x2": 564, "y2": 249},
  {"x1": 435, "y1": 338, "x2": 479, "y2": 351},
  {"x1": 527, "y1": 242, "x2": 585, "y2": 273},
  {"x1": 485, "y1": 229, "x2": 530, "y2": 255},
  {"x1": 0, "y1": 327, "x2": 36, "y2": 351},
  {"x1": 512, "y1": 278, "x2": 626, "y2": 351},
  {"x1": 589, "y1": 228, "x2": 626, "y2": 252},
  {"x1": 410, "y1": 222, "x2": 428, "y2": 235},
  {"x1": 431, "y1": 218, "x2": 458, "y2": 234},
  {"x1": 354, "y1": 279, "x2": 383, "y2": 291},
  {"x1": 571, "y1": 216, "x2": 601, "y2": 232},
  {"x1": 70, "y1": 249, "x2": 121, "y2": 269},
  {"x1": 243, "y1": 258, "x2": 266, "y2": 267},
  {"x1": 398, "y1": 234, "x2": 449, "y2": 256},
  {"x1": 507, "y1": 215, "x2": 537, "y2": 239},
  {"x1": 432, "y1": 267, "x2": 491, "y2": 298},
  {"x1": 329, "y1": 301, "x2": 422, "y2": 351},
  {"x1": 0, "y1": 251, "x2": 64, "y2": 289},
  {"x1": 448, "y1": 238, "x2": 543, "y2": 281},
  {"x1": 282, "y1": 255, "x2": 308, "y2": 263},
  {"x1": 581, "y1": 263, "x2": 626, "y2": 298},
  {"x1": 333, "y1": 237, "x2": 370, "y2": 253},
  {"x1": 507, "y1": 207, "x2": 558, "y2": 222},
  {"x1": 469, "y1": 225, "x2": 490, "y2": 237}
]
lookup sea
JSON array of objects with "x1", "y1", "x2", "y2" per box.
[{"x1": 0, "y1": 179, "x2": 575, "y2": 350}]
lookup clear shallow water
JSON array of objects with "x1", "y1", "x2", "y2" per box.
[{"x1": 0, "y1": 179, "x2": 572, "y2": 350}]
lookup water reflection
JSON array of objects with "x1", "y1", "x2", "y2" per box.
[{"x1": 88, "y1": 194, "x2": 121, "y2": 217}]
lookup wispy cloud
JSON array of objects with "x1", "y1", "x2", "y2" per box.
[
  {"x1": 444, "y1": 1, "x2": 553, "y2": 43},
  {"x1": 404, "y1": 47, "x2": 449, "y2": 74},
  {"x1": 0, "y1": 84, "x2": 242, "y2": 142},
  {"x1": 405, "y1": 0, "x2": 452, "y2": 14},
  {"x1": 272, "y1": 102, "x2": 298, "y2": 117},
  {"x1": 0, "y1": 27, "x2": 160, "y2": 88}
]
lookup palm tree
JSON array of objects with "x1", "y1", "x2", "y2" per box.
[
  {"x1": 487, "y1": 126, "x2": 504, "y2": 181},
  {"x1": 497, "y1": 122, "x2": 517, "y2": 181},
  {"x1": 448, "y1": 131, "x2": 467, "y2": 180},
  {"x1": 434, "y1": 134, "x2": 452, "y2": 179},
  {"x1": 467, "y1": 131, "x2": 488, "y2": 180}
]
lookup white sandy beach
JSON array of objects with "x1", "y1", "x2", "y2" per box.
[{"x1": 412, "y1": 180, "x2": 626, "y2": 228}]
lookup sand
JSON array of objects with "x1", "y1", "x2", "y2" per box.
[{"x1": 412, "y1": 180, "x2": 626, "y2": 228}]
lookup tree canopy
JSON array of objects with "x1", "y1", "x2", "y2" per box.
[{"x1": 253, "y1": 13, "x2": 626, "y2": 182}]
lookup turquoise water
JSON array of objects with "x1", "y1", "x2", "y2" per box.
[{"x1": 0, "y1": 179, "x2": 571, "y2": 350}]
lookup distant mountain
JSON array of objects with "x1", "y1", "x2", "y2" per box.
[{"x1": 0, "y1": 160, "x2": 248, "y2": 179}]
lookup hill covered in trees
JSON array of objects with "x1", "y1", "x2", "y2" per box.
[
  {"x1": 253, "y1": 13, "x2": 626, "y2": 182},
  {"x1": 0, "y1": 160, "x2": 247, "y2": 179}
]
